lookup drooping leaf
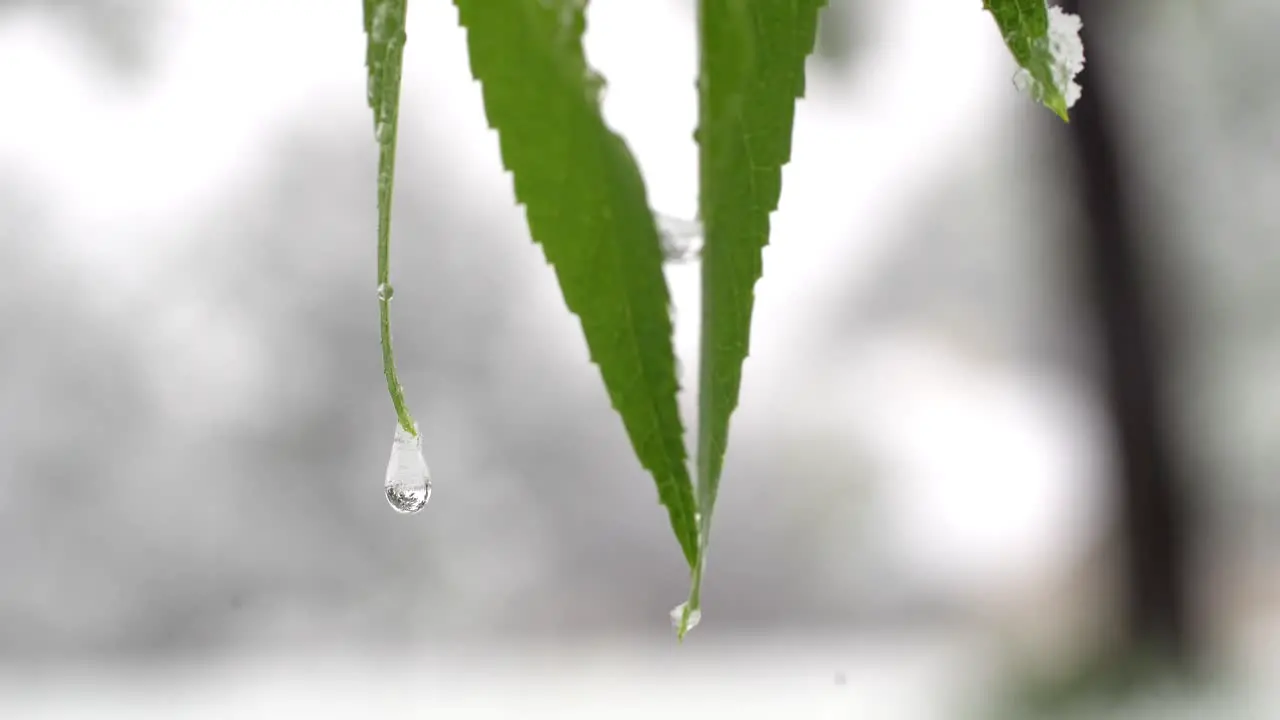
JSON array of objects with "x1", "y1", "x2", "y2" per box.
[
  {"x1": 681, "y1": 0, "x2": 825, "y2": 637},
  {"x1": 364, "y1": 0, "x2": 417, "y2": 434},
  {"x1": 983, "y1": 0, "x2": 1085, "y2": 122},
  {"x1": 454, "y1": 0, "x2": 699, "y2": 567}
]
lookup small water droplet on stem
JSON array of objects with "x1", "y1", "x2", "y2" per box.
[{"x1": 669, "y1": 602, "x2": 701, "y2": 634}]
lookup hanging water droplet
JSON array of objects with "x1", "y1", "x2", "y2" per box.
[
  {"x1": 377, "y1": 282, "x2": 394, "y2": 302},
  {"x1": 669, "y1": 602, "x2": 701, "y2": 633},
  {"x1": 375, "y1": 120, "x2": 389, "y2": 143},
  {"x1": 655, "y1": 212, "x2": 703, "y2": 264},
  {"x1": 385, "y1": 423, "x2": 432, "y2": 514}
]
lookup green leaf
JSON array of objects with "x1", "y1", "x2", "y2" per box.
[
  {"x1": 365, "y1": 0, "x2": 418, "y2": 435},
  {"x1": 454, "y1": 0, "x2": 700, "y2": 568},
  {"x1": 681, "y1": 0, "x2": 825, "y2": 638},
  {"x1": 983, "y1": 0, "x2": 1079, "y2": 121}
]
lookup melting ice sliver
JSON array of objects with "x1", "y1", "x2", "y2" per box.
[{"x1": 655, "y1": 212, "x2": 703, "y2": 264}]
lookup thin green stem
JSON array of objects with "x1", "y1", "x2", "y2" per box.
[
  {"x1": 379, "y1": 290, "x2": 415, "y2": 436},
  {"x1": 372, "y1": 0, "x2": 415, "y2": 437},
  {"x1": 377, "y1": 130, "x2": 415, "y2": 436}
]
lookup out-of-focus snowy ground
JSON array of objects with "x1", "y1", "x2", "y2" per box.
[
  {"x1": 2, "y1": 1, "x2": 1280, "y2": 718},
  {"x1": 0, "y1": 636, "x2": 995, "y2": 719},
  {"x1": 3, "y1": 630, "x2": 1280, "y2": 720}
]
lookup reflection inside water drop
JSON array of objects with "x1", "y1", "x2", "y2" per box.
[
  {"x1": 384, "y1": 423, "x2": 432, "y2": 514},
  {"x1": 386, "y1": 484, "x2": 429, "y2": 513}
]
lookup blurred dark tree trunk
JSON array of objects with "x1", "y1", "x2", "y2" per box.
[{"x1": 1058, "y1": 0, "x2": 1197, "y2": 666}]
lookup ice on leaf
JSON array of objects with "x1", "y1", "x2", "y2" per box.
[
  {"x1": 670, "y1": 601, "x2": 701, "y2": 635},
  {"x1": 985, "y1": 0, "x2": 1085, "y2": 121},
  {"x1": 1013, "y1": 7, "x2": 1085, "y2": 110}
]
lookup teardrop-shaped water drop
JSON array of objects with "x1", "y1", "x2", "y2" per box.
[
  {"x1": 669, "y1": 602, "x2": 701, "y2": 633},
  {"x1": 377, "y1": 282, "x2": 394, "y2": 302},
  {"x1": 385, "y1": 423, "x2": 432, "y2": 514}
]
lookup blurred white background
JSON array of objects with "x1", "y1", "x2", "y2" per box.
[{"x1": 0, "y1": 0, "x2": 1278, "y2": 717}]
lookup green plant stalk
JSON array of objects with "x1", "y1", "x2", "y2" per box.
[
  {"x1": 369, "y1": 0, "x2": 416, "y2": 437},
  {"x1": 377, "y1": 109, "x2": 415, "y2": 436},
  {"x1": 379, "y1": 268, "x2": 415, "y2": 436},
  {"x1": 377, "y1": 106, "x2": 414, "y2": 435}
]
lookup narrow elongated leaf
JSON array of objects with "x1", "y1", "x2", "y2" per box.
[
  {"x1": 454, "y1": 0, "x2": 699, "y2": 567},
  {"x1": 681, "y1": 0, "x2": 825, "y2": 636},
  {"x1": 984, "y1": 0, "x2": 1085, "y2": 121}
]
